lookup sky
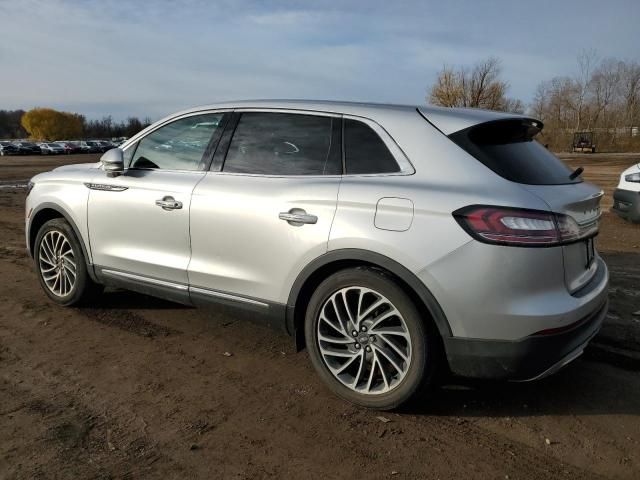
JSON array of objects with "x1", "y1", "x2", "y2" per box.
[{"x1": 0, "y1": 0, "x2": 638, "y2": 121}]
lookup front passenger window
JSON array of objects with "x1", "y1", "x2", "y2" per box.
[{"x1": 131, "y1": 113, "x2": 224, "y2": 171}]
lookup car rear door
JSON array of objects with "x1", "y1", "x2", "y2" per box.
[
  {"x1": 188, "y1": 110, "x2": 342, "y2": 308},
  {"x1": 87, "y1": 111, "x2": 228, "y2": 300}
]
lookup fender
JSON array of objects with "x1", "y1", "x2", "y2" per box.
[
  {"x1": 286, "y1": 248, "x2": 453, "y2": 340},
  {"x1": 28, "y1": 202, "x2": 98, "y2": 282}
]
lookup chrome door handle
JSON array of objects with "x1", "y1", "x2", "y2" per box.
[
  {"x1": 279, "y1": 209, "x2": 318, "y2": 225},
  {"x1": 156, "y1": 196, "x2": 183, "y2": 210}
]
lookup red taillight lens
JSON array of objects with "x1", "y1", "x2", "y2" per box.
[{"x1": 453, "y1": 206, "x2": 596, "y2": 247}]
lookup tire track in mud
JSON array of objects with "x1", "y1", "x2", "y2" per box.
[
  {"x1": 331, "y1": 406, "x2": 605, "y2": 480},
  {"x1": 78, "y1": 307, "x2": 182, "y2": 338},
  {"x1": 0, "y1": 348, "x2": 181, "y2": 479},
  {"x1": 1, "y1": 333, "x2": 603, "y2": 480}
]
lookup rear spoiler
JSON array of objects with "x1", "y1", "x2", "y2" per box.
[{"x1": 417, "y1": 105, "x2": 541, "y2": 136}]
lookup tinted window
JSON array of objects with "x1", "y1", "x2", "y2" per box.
[
  {"x1": 449, "y1": 120, "x2": 580, "y2": 185},
  {"x1": 344, "y1": 119, "x2": 400, "y2": 174},
  {"x1": 131, "y1": 113, "x2": 223, "y2": 170},
  {"x1": 223, "y1": 113, "x2": 339, "y2": 175}
]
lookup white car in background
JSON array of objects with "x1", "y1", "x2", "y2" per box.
[
  {"x1": 612, "y1": 163, "x2": 640, "y2": 223},
  {"x1": 38, "y1": 143, "x2": 66, "y2": 155}
]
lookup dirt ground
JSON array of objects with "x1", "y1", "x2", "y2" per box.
[{"x1": 1, "y1": 153, "x2": 639, "y2": 479}]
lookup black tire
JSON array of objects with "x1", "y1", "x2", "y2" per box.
[
  {"x1": 305, "y1": 267, "x2": 438, "y2": 410},
  {"x1": 34, "y1": 218, "x2": 102, "y2": 306}
]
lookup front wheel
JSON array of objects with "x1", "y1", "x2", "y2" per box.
[
  {"x1": 305, "y1": 267, "x2": 438, "y2": 410},
  {"x1": 34, "y1": 218, "x2": 102, "y2": 306}
]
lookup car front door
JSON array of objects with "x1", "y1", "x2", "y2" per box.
[
  {"x1": 189, "y1": 110, "x2": 342, "y2": 310},
  {"x1": 87, "y1": 112, "x2": 228, "y2": 299}
]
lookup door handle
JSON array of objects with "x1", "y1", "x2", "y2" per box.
[
  {"x1": 279, "y1": 209, "x2": 318, "y2": 226},
  {"x1": 155, "y1": 196, "x2": 183, "y2": 210}
]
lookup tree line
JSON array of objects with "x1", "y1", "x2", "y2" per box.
[
  {"x1": 0, "y1": 108, "x2": 151, "y2": 141},
  {"x1": 429, "y1": 52, "x2": 640, "y2": 151}
]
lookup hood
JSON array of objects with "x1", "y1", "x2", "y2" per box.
[
  {"x1": 53, "y1": 162, "x2": 102, "y2": 172},
  {"x1": 30, "y1": 162, "x2": 101, "y2": 184}
]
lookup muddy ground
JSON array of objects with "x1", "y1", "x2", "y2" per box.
[{"x1": 0, "y1": 153, "x2": 639, "y2": 479}]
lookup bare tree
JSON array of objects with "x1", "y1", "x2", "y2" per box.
[
  {"x1": 429, "y1": 66, "x2": 464, "y2": 107},
  {"x1": 531, "y1": 82, "x2": 550, "y2": 121},
  {"x1": 620, "y1": 61, "x2": 640, "y2": 127},
  {"x1": 530, "y1": 55, "x2": 640, "y2": 151},
  {"x1": 572, "y1": 49, "x2": 598, "y2": 130},
  {"x1": 589, "y1": 58, "x2": 621, "y2": 128},
  {"x1": 428, "y1": 57, "x2": 523, "y2": 113}
]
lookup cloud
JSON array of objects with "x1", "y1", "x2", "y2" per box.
[{"x1": 0, "y1": 0, "x2": 637, "y2": 120}]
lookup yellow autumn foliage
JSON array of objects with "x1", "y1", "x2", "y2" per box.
[{"x1": 21, "y1": 108, "x2": 84, "y2": 141}]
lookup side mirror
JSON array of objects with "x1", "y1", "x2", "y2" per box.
[{"x1": 101, "y1": 148, "x2": 124, "y2": 177}]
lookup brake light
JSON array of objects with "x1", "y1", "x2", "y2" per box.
[{"x1": 453, "y1": 206, "x2": 597, "y2": 247}]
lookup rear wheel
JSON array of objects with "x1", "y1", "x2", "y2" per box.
[
  {"x1": 34, "y1": 218, "x2": 102, "y2": 306},
  {"x1": 305, "y1": 267, "x2": 438, "y2": 410}
]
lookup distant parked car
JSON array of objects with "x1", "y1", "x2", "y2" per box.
[
  {"x1": 85, "y1": 140, "x2": 109, "y2": 153},
  {"x1": 612, "y1": 162, "x2": 640, "y2": 223},
  {"x1": 55, "y1": 142, "x2": 82, "y2": 154},
  {"x1": 97, "y1": 140, "x2": 116, "y2": 151},
  {"x1": 0, "y1": 141, "x2": 21, "y2": 156},
  {"x1": 38, "y1": 143, "x2": 66, "y2": 155},
  {"x1": 13, "y1": 141, "x2": 42, "y2": 155},
  {"x1": 67, "y1": 141, "x2": 92, "y2": 153}
]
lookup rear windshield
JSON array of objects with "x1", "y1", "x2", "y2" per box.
[{"x1": 449, "y1": 119, "x2": 581, "y2": 185}]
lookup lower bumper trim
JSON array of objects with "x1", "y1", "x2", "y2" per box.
[
  {"x1": 612, "y1": 188, "x2": 640, "y2": 222},
  {"x1": 444, "y1": 299, "x2": 608, "y2": 381}
]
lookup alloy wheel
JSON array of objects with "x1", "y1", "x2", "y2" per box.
[
  {"x1": 38, "y1": 230, "x2": 77, "y2": 297},
  {"x1": 317, "y1": 286, "x2": 412, "y2": 395}
]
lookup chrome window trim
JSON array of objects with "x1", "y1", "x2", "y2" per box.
[
  {"x1": 119, "y1": 110, "x2": 231, "y2": 172},
  {"x1": 232, "y1": 107, "x2": 341, "y2": 119},
  {"x1": 341, "y1": 113, "x2": 415, "y2": 176},
  {"x1": 120, "y1": 109, "x2": 232, "y2": 152},
  {"x1": 219, "y1": 108, "x2": 341, "y2": 178},
  {"x1": 216, "y1": 108, "x2": 413, "y2": 178},
  {"x1": 120, "y1": 106, "x2": 414, "y2": 178}
]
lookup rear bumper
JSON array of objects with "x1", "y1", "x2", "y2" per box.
[
  {"x1": 612, "y1": 188, "x2": 640, "y2": 222},
  {"x1": 444, "y1": 298, "x2": 607, "y2": 381}
]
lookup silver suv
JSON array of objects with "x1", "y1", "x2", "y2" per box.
[{"x1": 26, "y1": 100, "x2": 608, "y2": 409}]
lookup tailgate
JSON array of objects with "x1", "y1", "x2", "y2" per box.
[{"x1": 522, "y1": 183, "x2": 603, "y2": 293}]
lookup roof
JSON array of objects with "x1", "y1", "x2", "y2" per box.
[{"x1": 147, "y1": 99, "x2": 536, "y2": 138}]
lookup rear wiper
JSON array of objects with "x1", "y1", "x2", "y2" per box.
[{"x1": 569, "y1": 167, "x2": 584, "y2": 180}]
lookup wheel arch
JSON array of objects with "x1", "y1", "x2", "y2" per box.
[
  {"x1": 286, "y1": 249, "x2": 452, "y2": 350},
  {"x1": 28, "y1": 203, "x2": 96, "y2": 281}
]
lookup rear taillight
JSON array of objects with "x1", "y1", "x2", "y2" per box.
[{"x1": 453, "y1": 205, "x2": 597, "y2": 247}]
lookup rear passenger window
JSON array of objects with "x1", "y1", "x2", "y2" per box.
[
  {"x1": 344, "y1": 119, "x2": 400, "y2": 174},
  {"x1": 223, "y1": 113, "x2": 340, "y2": 175}
]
